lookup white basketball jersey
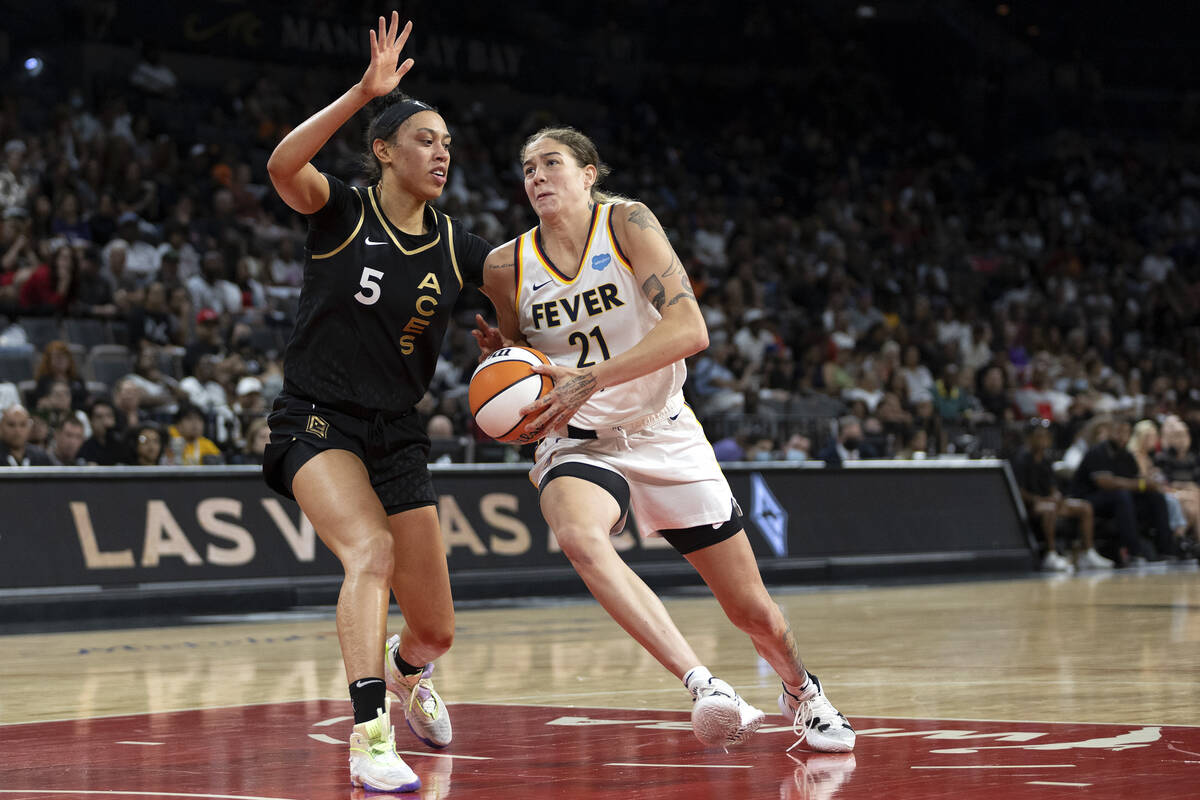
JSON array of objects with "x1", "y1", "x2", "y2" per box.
[{"x1": 516, "y1": 202, "x2": 686, "y2": 430}]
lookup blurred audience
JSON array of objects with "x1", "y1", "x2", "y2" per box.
[
  {"x1": 0, "y1": 404, "x2": 54, "y2": 466},
  {"x1": 0, "y1": 4, "x2": 1195, "y2": 565},
  {"x1": 78, "y1": 398, "x2": 125, "y2": 465},
  {"x1": 1012, "y1": 420, "x2": 1112, "y2": 572},
  {"x1": 1069, "y1": 417, "x2": 1180, "y2": 565}
]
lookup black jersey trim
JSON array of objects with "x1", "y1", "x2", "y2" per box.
[
  {"x1": 606, "y1": 204, "x2": 635, "y2": 273},
  {"x1": 367, "y1": 184, "x2": 442, "y2": 256},
  {"x1": 311, "y1": 188, "x2": 365, "y2": 261},
  {"x1": 442, "y1": 212, "x2": 464, "y2": 290},
  {"x1": 532, "y1": 202, "x2": 600, "y2": 284}
]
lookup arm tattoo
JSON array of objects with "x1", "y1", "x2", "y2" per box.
[
  {"x1": 627, "y1": 205, "x2": 670, "y2": 243},
  {"x1": 665, "y1": 283, "x2": 696, "y2": 308},
  {"x1": 661, "y1": 253, "x2": 683, "y2": 279},
  {"x1": 488, "y1": 261, "x2": 513, "y2": 271},
  {"x1": 642, "y1": 274, "x2": 667, "y2": 313},
  {"x1": 558, "y1": 373, "x2": 597, "y2": 406}
]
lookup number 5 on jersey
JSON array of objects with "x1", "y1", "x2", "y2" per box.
[{"x1": 354, "y1": 267, "x2": 384, "y2": 306}]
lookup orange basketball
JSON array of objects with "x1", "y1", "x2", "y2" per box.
[{"x1": 469, "y1": 346, "x2": 555, "y2": 444}]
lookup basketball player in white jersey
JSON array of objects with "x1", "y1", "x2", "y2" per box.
[{"x1": 473, "y1": 126, "x2": 855, "y2": 752}]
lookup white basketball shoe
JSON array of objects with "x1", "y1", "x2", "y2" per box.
[
  {"x1": 686, "y1": 671, "x2": 766, "y2": 747},
  {"x1": 383, "y1": 634, "x2": 453, "y2": 748},
  {"x1": 348, "y1": 700, "x2": 421, "y2": 793},
  {"x1": 1076, "y1": 547, "x2": 1115, "y2": 570},
  {"x1": 778, "y1": 673, "x2": 856, "y2": 752}
]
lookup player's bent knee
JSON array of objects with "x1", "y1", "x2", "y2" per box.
[
  {"x1": 728, "y1": 597, "x2": 784, "y2": 639},
  {"x1": 341, "y1": 531, "x2": 395, "y2": 578},
  {"x1": 553, "y1": 524, "x2": 611, "y2": 570},
  {"x1": 411, "y1": 623, "x2": 454, "y2": 655}
]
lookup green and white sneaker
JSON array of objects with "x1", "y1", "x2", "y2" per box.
[
  {"x1": 348, "y1": 701, "x2": 421, "y2": 793},
  {"x1": 384, "y1": 633, "x2": 453, "y2": 748}
]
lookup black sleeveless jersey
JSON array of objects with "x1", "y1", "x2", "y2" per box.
[{"x1": 282, "y1": 173, "x2": 489, "y2": 415}]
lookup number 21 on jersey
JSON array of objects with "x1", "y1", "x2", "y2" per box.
[
  {"x1": 354, "y1": 267, "x2": 384, "y2": 306},
  {"x1": 569, "y1": 325, "x2": 611, "y2": 367}
]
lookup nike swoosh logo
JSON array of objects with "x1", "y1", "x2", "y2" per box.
[
  {"x1": 532, "y1": 280, "x2": 553, "y2": 291},
  {"x1": 354, "y1": 679, "x2": 381, "y2": 688},
  {"x1": 670, "y1": 411, "x2": 681, "y2": 421},
  {"x1": 365, "y1": 237, "x2": 387, "y2": 246}
]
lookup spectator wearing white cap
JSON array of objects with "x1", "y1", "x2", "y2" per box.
[
  {"x1": 234, "y1": 375, "x2": 266, "y2": 436},
  {"x1": 733, "y1": 308, "x2": 776, "y2": 366}
]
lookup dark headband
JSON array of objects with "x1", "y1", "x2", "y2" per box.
[{"x1": 371, "y1": 99, "x2": 435, "y2": 141}]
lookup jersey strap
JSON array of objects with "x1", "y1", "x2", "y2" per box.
[{"x1": 442, "y1": 212, "x2": 463, "y2": 290}]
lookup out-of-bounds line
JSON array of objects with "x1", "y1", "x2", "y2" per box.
[
  {"x1": 912, "y1": 764, "x2": 1076, "y2": 770},
  {"x1": 398, "y1": 750, "x2": 492, "y2": 760},
  {"x1": 0, "y1": 790, "x2": 301, "y2": 800},
  {"x1": 605, "y1": 762, "x2": 753, "y2": 769}
]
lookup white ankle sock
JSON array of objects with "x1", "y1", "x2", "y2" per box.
[
  {"x1": 784, "y1": 673, "x2": 812, "y2": 698},
  {"x1": 683, "y1": 665, "x2": 712, "y2": 692}
]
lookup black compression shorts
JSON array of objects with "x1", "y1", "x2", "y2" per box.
[{"x1": 262, "y1": 392, "x2": 436, "y2": 516}]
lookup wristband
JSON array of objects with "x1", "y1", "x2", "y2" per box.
[{"x1": 1138, "y1": 478, "x2": 1146, "y2": 492}]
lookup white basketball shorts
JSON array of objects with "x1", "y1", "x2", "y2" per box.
[{"x1": 529, "y1": 404, "x2": 741, "y2": 536}]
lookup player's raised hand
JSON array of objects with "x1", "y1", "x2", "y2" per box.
[
  {"x1": 472, "y1": 313, "x2": 507, "y2": 362},
  {"x1": 360, "y1": 11, "x2": 414, "y2": 98}
]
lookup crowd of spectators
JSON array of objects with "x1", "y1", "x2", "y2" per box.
[{"x1": 1, "y1": 5, "x2": 1198, "y2": 564}]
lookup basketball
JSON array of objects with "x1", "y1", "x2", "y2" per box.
[{"x1": 469, "y1": 346, "x2": 555, "y2": 443}]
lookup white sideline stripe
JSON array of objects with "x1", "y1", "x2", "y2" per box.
[
  {"x1": 307, "y1": 733, "x2": 343, "y2": 745},
  {"x1": 306, "y1": 734, "x2": 492, "y2": 760},
  {"x1": 10, "y1": 697, "x2": 1196, "y2": 732},
  {"x1": 912, "y1": 764, "x2": 1076, "y2": 770},
  {"x1": 605, "y1": 762, "x2": 753, "y2": 769},
  {"x1": 0, "y1": 790, "x2": 301, "y2": 800},
  {"x1": 1028, "y1": 781, "x2": 1093, "y2": 787},
  {"x1": 312, "y1": 715, "x2": 353, "y2": 727},
  {"x1": 116, "y1": 741, "x2": 163, "y2": 746},
  {"x1": 398, "y1": 750, "x2": 492, "y2": 761}
]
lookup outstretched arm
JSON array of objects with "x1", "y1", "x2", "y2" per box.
[
  {"x1": 473, "y1": 242, "x2": 528, "y2": 360},
  {"x1": 266, "y1": 12, "x2": 414, "y2": 214}
]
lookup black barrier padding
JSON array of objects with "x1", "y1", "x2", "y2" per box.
[{"x1": 0, "y1": 463, "x2": 1032, "y2": 605}]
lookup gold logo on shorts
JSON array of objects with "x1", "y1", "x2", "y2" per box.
[{"x1": 306, "y1": 415, "x2": 329, "y2": 439}]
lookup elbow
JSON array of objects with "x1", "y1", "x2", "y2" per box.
[
  {"x1": 684, "y1": 323, "x2": 709, "y2": 358},
  {"x1": 265, "y1": 150, "x2": 291, "y2": 183}
]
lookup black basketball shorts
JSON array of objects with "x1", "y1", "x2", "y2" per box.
[{"x1": 262, "y1": 393, "x2": 436, "y2": 516}]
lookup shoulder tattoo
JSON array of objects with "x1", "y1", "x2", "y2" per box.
[{"x1": 627, "y1": 204, "x2": 670, "y2": 242}]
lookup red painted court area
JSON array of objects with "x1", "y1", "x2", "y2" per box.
[{"x1": 1, "y1": 702, "x2": 1197, "y2": 799}]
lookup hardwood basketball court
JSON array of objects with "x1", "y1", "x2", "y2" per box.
[{"x1": 1, "y1": 569, "x2": 1197, "y2": 798}]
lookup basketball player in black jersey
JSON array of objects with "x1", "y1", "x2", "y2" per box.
[{"x1": 264, "y1": 13, "x2": 489, "y2": 793}]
